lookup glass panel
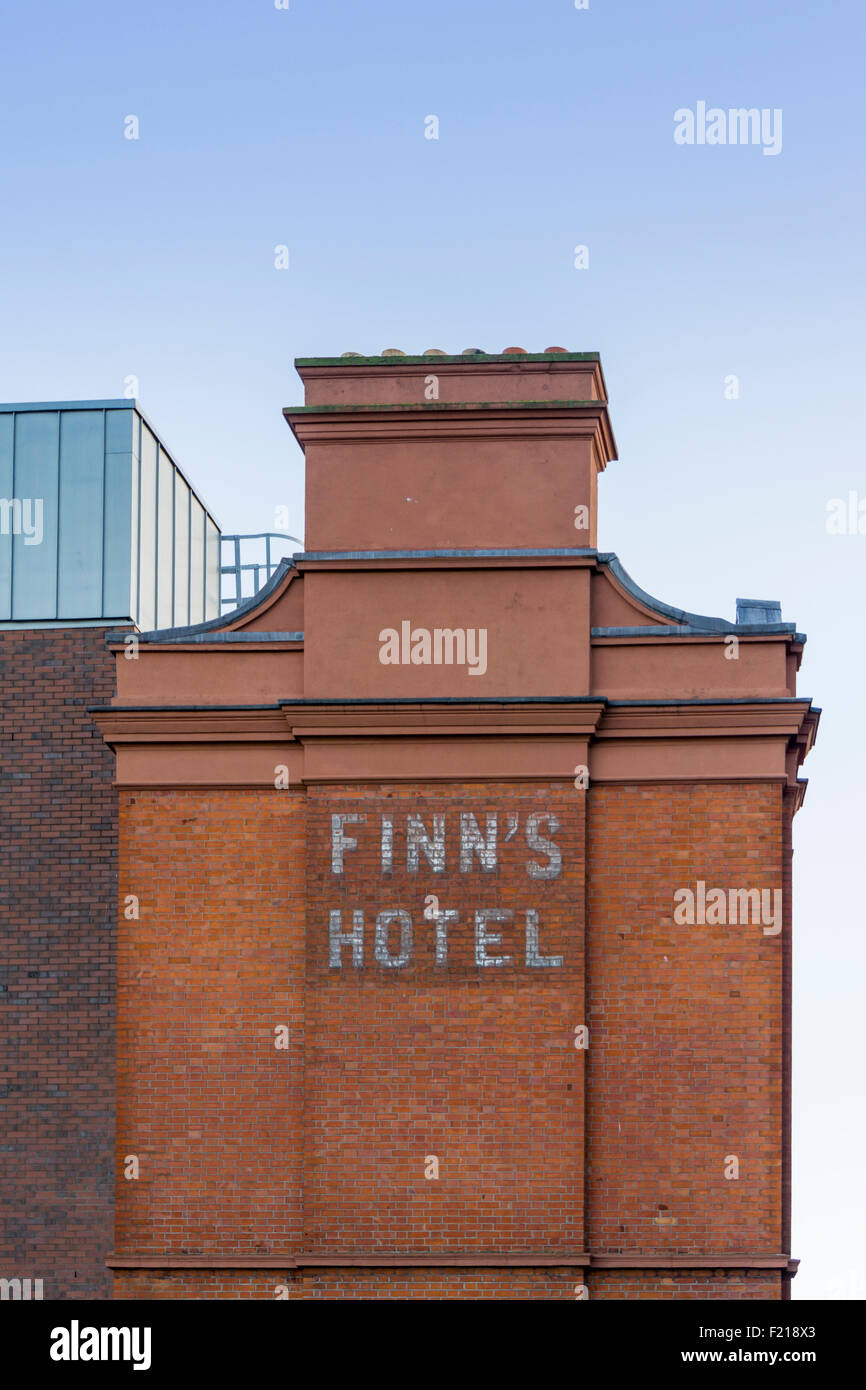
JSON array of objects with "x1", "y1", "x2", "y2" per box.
[
  {"x1": 0, "y1": 414, "x2": 14, "y2": 620},
  {"x1": 128, "y1": 451, "x2": 139, "y2": 622},
  {"x1": 205, "y1": 518, "x2": 219, "y2": 620},
  {"x1": 173, "y1": 472, "x2": 190, "y2": 627},
  {"x1": 189, "y1": 498, "x2": 205, "y2": 625},
  {"x1": 57, "y1": 410, "x2": 105, "y2": 619},
  {"x1": 156, "y1": 447, "x2": 174, "y2": 629},
  {"x1": 105, "y1": 407, "x2": 134, "y2": 455},
  {"x1": 137, "y1": 424, "x2": 157, "y2": 630},
  {"x1": 11, "y1": 411, "x2": 59, "y2": 620}
]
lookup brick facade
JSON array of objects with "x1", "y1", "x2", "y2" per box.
[
  {"x1": 0, "y1": 626, "x2": 119, "y2": 1300},
  {"x1": 112, "y1": 1267, "x2": 784, "y2": 1301},
  {"x1": 115, "y1": 789, "x2": 302, "y2": 1257},
  {"x1": 586, "y1": 783, "x2": 784, "y2": 1258},
  {"x1": 93, "y1": 349, "x2": 818, "y2": 1298},
  {"x1": 115, "y1": 784, "x2": 586, "y2": 1266},
  {"x1": 110, "y1": 777, "x2": 794, "y2": 1298},
  {"x1": 588, "y1": 1270, "x2": 782, "y2": 1299}
]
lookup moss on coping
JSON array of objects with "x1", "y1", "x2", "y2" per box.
[
  {"x1": 284, "y1": 399, "x2": 607, "y2": 413},
  {"x1": 295, "y1": 352, "x2": 602, "y2": 367}
]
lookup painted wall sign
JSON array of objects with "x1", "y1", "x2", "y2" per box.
[{"x1": 327, "y1": 809, "x2": 566, "y2": 969}]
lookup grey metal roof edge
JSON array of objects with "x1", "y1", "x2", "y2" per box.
[
  {"x1": 88, "y1": 702, "x2": 285, "y2": 713},
  {"x1": 277, "y1": 695, "x2": 608, "y2": 706},
  {"x1": 91, "y1": 697, "x2": 609, "y2": 712},
  {"x1": 292, "y1": 548, "x2": 806, "y2": 640},
  {"x1": 599, "y1": 553, "x2": 729, "y2": 628},
  {"x1": 295, "y1": 548, "x2": 600, "y2": 562},
  {"x1": 126, "y1": 630, "x2": 304, "y2": 646},
  {"x1": 0, "y1": 399, "x2": 136, "y2": 412},
  {"x1": 598, "y1": 553, "x2": 805, "y2": 641},
  {"x1": 88, "y1": 694, "x2": 816, "y2": 713},
  {"x1": 0, "y1": 616, "x2": 135, "y2": 630},
  {"x1": 280, "y1": 694, "x2": 815, "y2": 708},
  {"x1": 604, "y1": 696, "x2": 816, "y2": 707},
  {"x1": 105, "y1": 557, "x2": 298, "y2": 645},
  {"x1": 593, "y1": 624, "x2": 801, "y2": 639}
]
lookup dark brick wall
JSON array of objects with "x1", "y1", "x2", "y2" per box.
[{"x1": 0, "y1": 626, "x2": 118, "y2": 1300}]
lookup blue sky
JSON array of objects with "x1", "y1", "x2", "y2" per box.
[{"x1": 2, "y1": 0, "x2": 864, "y2": 1297}]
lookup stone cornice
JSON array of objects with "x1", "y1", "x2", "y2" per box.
[
  {"x1": 90, "y1": 706, "x2": 290, "y2": 744},
  {"x1": 91, "y1": 697, "x2": 817, "y2": 751},
  {"x1": 285, "y1": 401, "x2": 617, "y2": 461},
  {"x1": 598, "y1": 700, "x2": 816, "y2": 743},
  {"x1": 280, "y1": 699, "x2": 607, "y2": 740},
  {"x1": 91, "y1": 699, "x2": 606, "y2": 746},
  {"x1": 105, "y1": 1250, "x2": 793, "y2": 1270}
]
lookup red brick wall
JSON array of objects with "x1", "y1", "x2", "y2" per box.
[
  {"x1": 586, "y1": 783, "x2": 784, "y2": 1258},
  {"x1": 115, "y1": 783, "x2": 585, "y2": 1269},
  {"x1": 588, "y1": 1269, "x2": 783, "y2": 1299},
  {"x1": 115, "y1": 789, "x2": 305, "y2": 1256},
  {"x1": 0, "y1": 627, "x2": 119, "y2": 1300},
  {"x1": 114, "y1": 779, "x2": 787, "y2": 1299},
  {"x1": 304, "y1": 783, "x2": 585, "y2": 1254},
  {"x1": 114, "y1": 1267, "x2": 585, "y2": 1299},
  {"x1": 112, "y1": 1266, "x2": 782, "y2": 1300}
]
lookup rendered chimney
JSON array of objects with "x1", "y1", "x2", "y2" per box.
[{"x1": 286, "y1": 349, "x2": 617, "y2": 552}]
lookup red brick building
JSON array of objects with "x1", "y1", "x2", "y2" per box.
[{"x1": 90, "y1": 349, "x2": 817, "y2": 1299}]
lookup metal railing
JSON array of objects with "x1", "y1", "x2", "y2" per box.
[{"x1": 220, "y1": 532, "x2": 302, "y2": 612}]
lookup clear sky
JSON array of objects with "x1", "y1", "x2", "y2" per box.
[{"x1": 2, "y1": 0, "x2": 864, "y2": 1298}]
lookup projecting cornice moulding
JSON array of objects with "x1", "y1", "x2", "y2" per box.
[{"x1": 89, "y1": 698, "x2": 817, "y2": 791}]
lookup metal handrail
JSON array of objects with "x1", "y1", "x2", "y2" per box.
[{"x1": 220, "y1": 532, "x2": 302, "y2": 611}]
